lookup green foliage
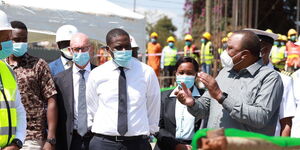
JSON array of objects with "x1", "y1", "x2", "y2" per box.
[{"x1": 146, "y1": 16, "x2": 177, "y2": 47}]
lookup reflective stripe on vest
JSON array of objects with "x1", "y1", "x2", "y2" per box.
[
  {"x1": 164, "y1": 47, "x2": 177, "y2": 66},
  {"x1": 184, "y1": 45, "x2": 198, "y2": 61},
  {"x1": 0, "y1": 127, "x2": 16, "y2": 135},
  {"x1": 0, "y1": 60, "x2": 17, "y2": 148},
  {"x1": 200, "y1": 41, "x2": 213, "y2": 64}
]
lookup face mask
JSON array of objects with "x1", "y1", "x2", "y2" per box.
[
  {"x1": 61, "y1": 48, "x2": 73, "y2": 59},
  {"x1": 273, "y1": 41, "x2": 279, "y2": 46},
  {"x1": 201, "y1": 39, "x2": 206, "y2": 43},
  {"x1": 113, "y1": 50, "x2": 132, "y2": 67},
  {"x1": 291, "y1": 35, "x2": 297, "y2": 41},
  {"x1": 176, "y1": 75, "x2": 195, "y2": 89},
  {"x1": 220, "y1": 50, "x2": 244, "y2": 68},
  {"x1": 13, "y1": 42, "x2": 28, "y2": 57},
  {"x1": 73, "y1": 51, "x2": 90, "y2": 66},
  {"x1": 185, "y1": 41, "x2": 192, "y2": 46},
  {"x1": 281, "y1": 42, "x2": 285, "y2": 46},
  {"x1": 151, "y1": 38, "x2": 157, "y2": 43},
  {"x1": 0, "y1": 40, "x2": 13, "y2": 59},
  {"x1": 168, "y1": 42, "x2": 174, "y2": 48}
]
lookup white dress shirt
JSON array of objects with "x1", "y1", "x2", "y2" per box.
[
  {"x1": 291, "y1": 69, "x2": 300, "y2": 137},
  {"x1": 170, "y1": 86, "x2": 199, "y2": 140},
  {"x1": 86, "y1": 58, "x2": 160, "y2": 136},
  {"x1": 15, "y1": 89, "x2": 27, "y2": 143},
  {"x1": 61, "y1": 56, "x2": 72, "y2": 70},
  {"x1": 72, "y1": 63, "x2": 91, "y2": 129}
]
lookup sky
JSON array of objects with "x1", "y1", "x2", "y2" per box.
[{"x1": 107, "y1": 0, "x2": 187, "y2": 37}]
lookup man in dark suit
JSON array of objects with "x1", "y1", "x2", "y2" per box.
[
  {"x1": 54, "y1": 33, "x2": 96, "y2": 150},
  {"x1": 49, "y1": 25, "x2": 78, "y2": 76}
]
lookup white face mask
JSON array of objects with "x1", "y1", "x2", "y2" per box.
[{"x1": 220, "y1": 50, "x2": 244, "y2": 68}]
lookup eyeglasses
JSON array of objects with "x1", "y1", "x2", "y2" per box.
[{"x1": 71, "y1": 46, "x2": 90, "y2": 52}]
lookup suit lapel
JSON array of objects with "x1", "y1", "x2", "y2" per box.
[
  {"x1": 63, "y1": 68, "x2": 75, "y2": 117},
  {"x1": 166, "y1": 96, "x2": 177, "y2": 126}
]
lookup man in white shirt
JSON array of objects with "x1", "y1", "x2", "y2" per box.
[
  {"x1": 86, "y1": 28, "x2": 160, "y2": 150},
  {"x1": 54, "y1": 33, "x2": 96, "y2": 150},
  {"x1": 291, "y1": 69, "x2": 300, "y2": 137}
]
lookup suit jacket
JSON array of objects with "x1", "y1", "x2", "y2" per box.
[
  {"x1": 49, "y1": 57, "x2": 65, "y2": 76},
  {"x1": 154, "y1": 87, "x2": 205, "y2": 150},
  {"x1": 54, "y1": 64, "x2": 96, "y2": 150}
]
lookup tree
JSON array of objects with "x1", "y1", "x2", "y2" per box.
[{"x1": 147, "y1": 16, "x2": 177, "y2": 47}]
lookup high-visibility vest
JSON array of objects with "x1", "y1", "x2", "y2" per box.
[
  {"x1": 200, "y1": 41, "x2": 213, "y2": 64},
  {"x1": 164, "y1": 46, "x2": 177, "y2": 66},
  {"x1": 271, "y1": 46, "x2": 286, "y2": 69},
  {"x1": 286, "y1": 41, "x2": 300, "y2": 67},
  {"x1": 0, "y1": 60, "x2": 17, "y2": 148},
  {"x1": 184, "y1": 45, "x2": 198, "y2": 62}
]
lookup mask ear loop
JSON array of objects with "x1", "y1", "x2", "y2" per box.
[
  {"x1": 232, "y1": 50, "x2": 247, "y2": 67},
  {"x1": 101, "y1": 45, "x2": 114, "y2": 58}
]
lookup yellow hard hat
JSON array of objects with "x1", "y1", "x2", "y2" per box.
[
  {"x1": 150, "y1": 32, "x2": 158, "y2": 38},
  {"x1": 202, "y1": 32, "x2": 211, "y2": 40},
  {"x1": 288, "y1": 29, "x2": 297, "y2": 38},
  {"x1": 277, "y1": 34, "x2": 282, "y2": 41},
  {"x1": 221, "y1": 37, "x2": 228, "y2": 43},
  {"x1": 281, "y1": 35, "x2": 288, "y2": 41},
  {"x1": 227, "y1": 32, "x2": 233, "y2": 38},
  {"x1": 167, "y1": 36, "x2": 175, "y2": 42},
  {"x1": 266, "y1": 29, "x2": 273, "y2": 33},
  {"x1": 184, "y1": 34, "x2": 193, "y2": 41}
]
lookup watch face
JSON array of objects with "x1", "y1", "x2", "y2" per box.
[
  {"x1": 47, "y1": 138, "x2": 56, "y2": 145},
  {"x1": 12, "y1": 139, "x2": 23, "y2": 148}
]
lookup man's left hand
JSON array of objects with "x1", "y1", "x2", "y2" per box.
[
  {"x1": 42, "y1": 142, "x2": 54, "y2": 150},
  {"x1": 2, "y1": 145, "x2": 19, "y2": 150},
  {"x1": 198, "y1": 72, "x2": 223, "y2": 102}
]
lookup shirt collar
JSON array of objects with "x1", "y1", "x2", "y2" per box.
[
  {"x1": 111, "y1": 57, "x2": 134, "y2": 70},
  {"x1": 60, "y1": 56, "x2": 69, "y2": 65},
  {"x1": 169, "y1": 86, "x2": 200, "y2": 97},
  {"x1": 72, "y1": 62, "x2": 91, "y2": 74}
]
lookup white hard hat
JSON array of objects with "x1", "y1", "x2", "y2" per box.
[
  {"x1": 0, "y1": 10, "x2": 13, "y2": 31},
  {"x1": 56, "y1": 25, "x2": 78, "y2": 42},
  {"x1": 130, "y1": 35, "x2": 138, "y2": 48}
]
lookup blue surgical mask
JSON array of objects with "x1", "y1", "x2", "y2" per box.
[
  {"x1": 168, "y1": 42, "x2": 174, "y2": 48},
  {"x1": 13, "y1": 42, "x2": 28, "y2": 57},
  {"x1": 151, "y1": 38, "x2": 157, "y2": 43},
  {"x1": 73, "y1": 51, "x2": 90, "y2": 66},
  {"x1": 291, "y1": 35, "x2": 297, "y2": 41},
  {"x1": 176, "y1": 75, "x2": 195, "y2": 89},
  {"x1": 0, "y1": 40, "x2": 13, "y2": 59},
  {"x1": 273, "y1": 41, "x2": 279, "y2": 46},
  {"x1": 185, "y1": 41, "x2": 192, "y2": 46},
  {"x1": 281, "y1": 42, "x2": 286, "y2": 46},
  {"x1": 201, "y1": 39, "x2": 206, "y2": 43},
  {"x1": 113, "y1": 50, "x2": 132, "y2": 67}
]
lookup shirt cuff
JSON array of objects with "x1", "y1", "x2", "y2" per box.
[{"x1": 221, "y1": 94, "x2": 235, "y2": 112}]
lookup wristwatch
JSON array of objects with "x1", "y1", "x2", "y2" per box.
[
  {"x1": 11, "y1": 138, "x2": 23, "y2": 149},
  {"x1": 46, "y1": 138, "x2": 56, "y2": 145},
  {"x1": 218, "y1": 92, "x2": 228, "y2": 104}
]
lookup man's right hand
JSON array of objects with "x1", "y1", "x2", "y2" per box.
[{"x1": 174, "y1": 82, "x2": 194, "y2": 107}]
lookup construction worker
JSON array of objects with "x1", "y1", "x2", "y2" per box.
[
  {"x1": 287, "y1": 29, "x2": 298, "y2": 43},
  {"x1": 147, "y1": 32, "x2": 162, "y2": 77},
  {"x1": 183, "y1": 34, "x2": 199, "y2": 62},
  {"x1": 271, "y1": 34, "x2": 286, "y2": 70},
  {"x1": 49, "y1": 25, "x2": 78, "y2": 76},
  {"x1": 200, "y1": 32, "x2": 213, "y2": 75},
  {"x1": 218, "y1": 37, "x2": 228, "y2": 68},
  {"x1": 0, "y1": 10, "x2": 26, "y2": 150},
  {"x1": 161, "y1": 36, "x2": 178, "y2": 87},
  {"x1": 286, "y1": 33, "x2": 300, "y2": 72}
]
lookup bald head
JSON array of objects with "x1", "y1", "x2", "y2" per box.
[{"x1": 70, "y1": 33, "x2": 90, "y2": 48}]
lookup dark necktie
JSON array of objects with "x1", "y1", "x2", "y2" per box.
[
  {"x1": 77, "y1": 69, "x2": 88, "y2": 136},
  {"x1": 118, "y1": 67, "x2": 128, "y2": 136}
]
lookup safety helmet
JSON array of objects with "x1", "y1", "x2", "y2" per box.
[
  {"x1": 202, "y1": 32, "x2": 211, "y2": 40},
  {"x1": 266, "y1": 29, "x2": 273, "y2": 33},
  {"x1": 221, "y1": 37, "x2": 228, "y2": 43},
  {"x1": 150, "y1": 32, "x2": 158, "y2": 38},
  {"x1": 56, "y1": 25, "x2": 78, "y2": 42},
  {"x1": 0, "y1": 10, "x2": 13, "y2": 31},
  {"x1": 276, "y1": 34, "x2": 282, "y2": 41},
  {"x1": 227, "y1": 32, "x2": 233, "y2": 38},
  {"x1": 167, "y1": 36, "x2": 175, "y2": 42},
  {"x1": 288, "y1": 29, "x2": 297, "y2": 39},
  {"x1": 184, "y1": 34, "x2": 193, "y2": 41},
  {"x1": 281, "y1": 35, "x2": 288, "y2": 42}
]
